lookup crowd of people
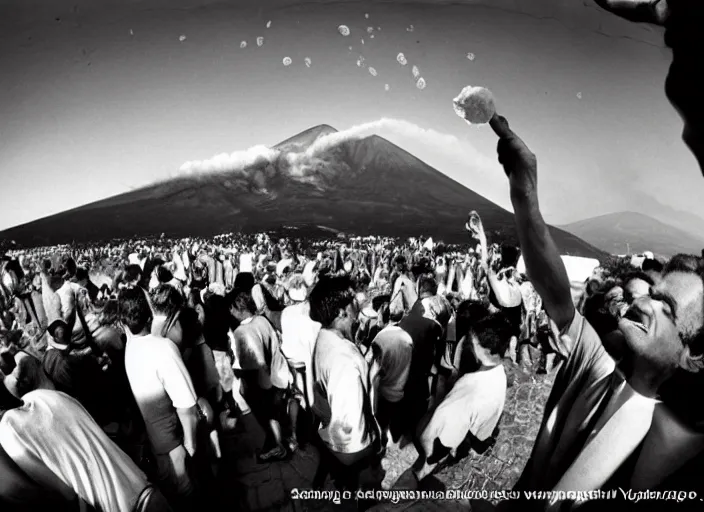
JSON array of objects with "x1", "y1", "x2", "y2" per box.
[{"x1": 2, "y1": 0, "x2": 704, "y2": 510}]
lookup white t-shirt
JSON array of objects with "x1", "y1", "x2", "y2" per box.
[
  {"x1": 280, "y1": 302, "x2": 321, "y2": 405},
  {"x1": 313, "y1": 329, "x2": 374, "y2": 455},
  {"x1": 124, "y1": 334, "x2": 197, "y2": 454},
  {"x1": 232, "y1": 316, "x2": 291, "y2": 390},
  {"x1": 0, "y1": 390, "x2": 148, "y2": 512},
  {"x1": 421, "y1": 365, "x2": 507, "y2": 450}
]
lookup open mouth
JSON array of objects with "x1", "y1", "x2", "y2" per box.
[{"x1": 621, "y1": 307, "x2": 649, "y2": 334}]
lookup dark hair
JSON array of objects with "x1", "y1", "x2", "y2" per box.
[
  {"x1": 418, "y1": 274, "x2": 438, "y2": 297},
  {"x1": 226, "y1": 288, "x2": 257, "y2": 315},
  {"x1": 64, "y1": 257, "x2": 77, "y2": 277},
  {"x1": 234, "y1": 272, "x2": 255, "y2": 292},
  {"x1": 11, "y1": 352, "x2": 44, "y2": 397},
  {"x1": 455, "y1": 300, "x2": 490, "y2": 344},
  {"x1": 150, "y1": 284, "x2": 184, "y2": 316},
  {"x1": 619, "y1": 270, "x2": 654, "y2": 287},
  {"x1": 472, "y1": 312, "x2": 514, "y2": 357},
  {"x1": 664, "y1": 254, "x2": 704, "y2": 275},
  {"x1": 663, "y1": 254, "x2": 704, "y2": 356},
  {"x1": 75, "y1": 267, "x2": 89, "y2": 281},
  {"x1": 156, "y1": 265, "x2": 173, "y2": 284},
  {"x1": 125, "y1": 264, "x2": 142, "y2": 283},
  {"x1": 411, "y1": 258, "x2": 433, "y2": 280},
  {"x1": 203, "y1": 294, "x2": 231, "y2": 351},
  {"x1": 582, "y1": 285, "x2": 621, "y2": 339},
  {"x1": 187, "y1": 288, "x2": 204, "y2": 309},
  {"x1": 642, "y1": 258, "x2": 664, "y2": 273},
  {"x1": 500, "y1": 244, "x2": 520, "y2": 269},
  {"x1": 118, "y1": 287, "x2": 152, "y2": 334},
  {"x1": 179, "y1": 307, "x2": 203, "y2": 347},
  {"x1": 309, "y1": 275, "x2": 355, "y2": 328},
  {"x1": 393, "y1": 255, "x2": 408, "y2": 273},
  {"x1": 371, "y1": 294, "x2": 391, "y2": 312},
  {"x1": 98, "y1": 299, "x2": 120, "y2": 326}
]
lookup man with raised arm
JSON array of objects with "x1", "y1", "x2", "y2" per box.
[{"x1": 489, "y1": 114, "x2": 704, "y2": 510}]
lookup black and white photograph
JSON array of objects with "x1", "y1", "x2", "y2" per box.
[{"x1": 1, "y1": 0, "x2": 703, "y2": 511}]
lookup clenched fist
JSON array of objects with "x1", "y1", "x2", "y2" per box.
[{"x1": 490, "y1": 114, "x2": 538, "y2": 200}]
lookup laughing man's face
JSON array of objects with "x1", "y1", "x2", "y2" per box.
[{"x1": 618, "y1": 271, "x2": 704, "y2": 373}]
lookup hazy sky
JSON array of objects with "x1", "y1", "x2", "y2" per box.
[{"x1": 1, "y1": 0, "x2": 703, "y2": 234}]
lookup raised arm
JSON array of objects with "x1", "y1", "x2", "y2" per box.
[
  {"x1": 593, "y1": 0, "x2": 669, "y2": 25},
  {"x1": 489, "y1": 115, "x2": 574, "y2": 330}
]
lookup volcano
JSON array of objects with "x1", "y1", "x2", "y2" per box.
[{"x1": 0, "y1": 125, "x2": 604, "y2": 258}]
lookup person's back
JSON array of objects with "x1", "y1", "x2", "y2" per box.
[
  {"x1": 399, "y1": 300, "x2": 443, "y2": 428},
  {"x1": 421, "y1": 365, "x2": 506, "y2": 452},
  {"x1": 0, "y1": 435, "x2": 80, "y2": 511},
  {"x1": 280, "y1": 301, "x2": 321, "y2": 406},
  {"x1": 369, "y1": 325, "x2": 413, "y2": 405},
  {"x1": 0, "y1": 389, "x2": 149, "y2": 512},
  {"x1": 125, "y1": 333, "x2": 197, "y2": 457},
  {"x1": 232, "y1": 315, "x2": 289, "y2": 391},
  {"x1": 313, "y1": 328, "x2": 374, "y2": 459}
]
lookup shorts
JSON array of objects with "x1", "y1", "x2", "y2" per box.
[{"x1": 243, "y1": 384, "x2": 289, "y2": 423}]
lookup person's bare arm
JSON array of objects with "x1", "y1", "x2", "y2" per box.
[
  {"x1": 176, "y1": 406, "x2": 199, "y2": 456},
  {"x1": 489, "y1": 116, "x2": 574, "y2": 331},
  {"x1": 593, "y1": 0, "x2": 669, "y2": 25}
]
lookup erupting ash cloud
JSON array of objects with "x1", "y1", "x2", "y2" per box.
[{"x1": 167, "y1": 118, "x2": 505, "y2": 205}]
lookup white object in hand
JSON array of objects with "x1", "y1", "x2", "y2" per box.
[{"x1": 453, "y1": 86, "x2": 496, "y2": 125}]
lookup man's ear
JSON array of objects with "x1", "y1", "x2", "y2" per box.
[{"x1": 679, "y1": 345, "x2": 704, "y2": 373}]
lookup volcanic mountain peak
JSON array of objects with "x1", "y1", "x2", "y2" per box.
[
  {"x1": 0, "y1": 124, "x2": 605, "y2": 258},
  {"x1": 274, "y1": 124, "x2": 338, "y2": 151}
]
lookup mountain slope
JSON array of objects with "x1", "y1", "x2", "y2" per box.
[
  {"x1": 0, "y1": 125, "x2": 604, "y2": 258},
  {"x1": 560, "y1": 212, "x2": 704, "y2": 257}
]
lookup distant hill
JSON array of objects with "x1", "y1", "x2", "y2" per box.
[
  {"x1": 559, "y1": 211, "x2": 704, "y2": 258},
  {"x1": 0, "y1": 124, "x2": 604, "y2": 258}
]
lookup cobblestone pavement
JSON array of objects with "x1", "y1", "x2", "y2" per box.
[{"x1": 215, "y1": 359, "x2": 557, "y2": 512}]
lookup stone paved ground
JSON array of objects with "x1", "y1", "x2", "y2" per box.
[{"x1": 214, "y1": 358, "x2": 557, "y2": 512}]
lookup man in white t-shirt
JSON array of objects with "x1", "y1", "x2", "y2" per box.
[
  {"x1": 415, "y1": 311, "x2": 512, "y2": 482},
  {"x1": 119, "y1": 288, "x2": 200, "y2": 506},
  {"x1": 309, "y1": 276, "x2": 382, "y2": 491},
  {"x1": 0, "y1": 354, "x2": 170, "y2": 512}
]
